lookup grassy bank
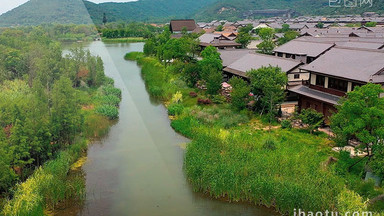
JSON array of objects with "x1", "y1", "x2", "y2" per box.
[
  {"x1": 2, "y1": 140, "x2": 87, "y2": 216},
  {"x1": 102, "y1": 37, "x2": 146, "y2": 43},
  {"x1": 127, "y1": 52, "x2": 384, "y2": 215}
]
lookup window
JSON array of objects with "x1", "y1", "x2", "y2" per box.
[
  {"x1": 307, "y1": 57, "x2": 315, "y2": 64},
  {"x1": 286, "y1": 54, "x2": 292, "y2": 58},
  {"x1": 292, "y1": 55, "x2": 296, "y2": 59},
  {"x1": 315, "y1": 75, "x2": 325, "y2": 87},
  {"x1": 294, "y1": 74, "x2": 300, "y2": 79},
  {"x1": 328, "y1": 77, "x2": 348, "y2": 92},
  {"x1": 277, "y1": 52, "x2": 283, "y2": 57}
]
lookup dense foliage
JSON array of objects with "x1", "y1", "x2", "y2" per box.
[
  {"x1": 0, "y1": 26, "x2": 121, "y2": 213},
  {"x1": 331, "y1": 84, "x2": 384, "y2": 178},
  {"x1": 229, "y1": 77, "x2": 251, "y2": 110},
  {"x1": 129, "y1": 52, "x2": 384, "y2": 215},
  {"x1": 247, "y1": 66, "x2": 287, "y2": 119},
  {"x1": 257, "y1": 28, "x2": 276, "y2": 55},
  {"x1": 299, "y1": 108, "x2": 324, "y2": 134},
  {"x1": 99, "y1": 22, "x2": 161, "y2": 39}
]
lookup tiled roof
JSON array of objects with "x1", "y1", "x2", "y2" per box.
[
  {"x1": 224, "y1": 53, "x2": 302, "y2": 77},
  {"x1": 170, "y1": 20, "x2": 197, "y2": 32},
  {"x1": 289, "y1": 85, "x2": 340, "y2": 105},
  {"x1": 274, "y1": 40, "x2": 335, "y2": 57},
  {"x1": 301, "y1": 47, "x2": 384, "y2": 83},
  {"x1": 219, "y1": 49, "x2": 252, "y2": 67}
]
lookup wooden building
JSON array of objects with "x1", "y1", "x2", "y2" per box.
[{"x1": 289, "y1": 46, "x2": 384, "y2": 123}]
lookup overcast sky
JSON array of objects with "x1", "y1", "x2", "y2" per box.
[{"x1": 0, "y1": 0, "x2": 135, "y2": 15}]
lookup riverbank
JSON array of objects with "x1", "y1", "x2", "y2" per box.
[
  {"x1": 125, "y1": 52, "x2": 384, "y2": 215},
  {"x1": 102, "y1": 37, "x2": 146, "y2": 43},
  {"x1": 1, "y1": 78, "x2": 122, "y2": 215}
]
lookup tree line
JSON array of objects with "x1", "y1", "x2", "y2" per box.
[
  {"x1": 99, "y1": 22, "x2": 162, "y2": 39},
  {"x1": 0, "y1": 27, "x2": 114, "y2": 195}
]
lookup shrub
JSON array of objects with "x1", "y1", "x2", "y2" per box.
[
  {"x1": 337, "y1": 188, "x2": 367, "y2": 214},
  {"x1": 104, "y1": 77, "x2": 115, "y2": 86},
  {"x1": 229, "y1": 77, "x2": 251, "y2": 110},
  {"x1": 124, "y1": 52, "x2": 144, "y2": 61},
  {"x1": 2, "y1": 141, "x2": 87, "y2": 216},
  {"x1": 281, "y1": 119, "x2": 292, "y2": 129},
  {"x1": 189, "y1": 92, "x2": 198, "y2": 98},
  {"x1": 168, "y1": 103, "x2": 184, "y2": 116},
  {"x1": 299, "y1": 108, "x2": 324, "y2": 133},
  {"x1": 103, "y1": 85, "x2": 122, "y2": 99},
  {"x1": 197, "y1": 98, "x2": 212, "y2": 105},
  {"x1": 211, "y1": 95, "x2": 226, "y2": 104},
  {"x1": 96, "y1": 105, "x2": 119, "y2": 120},
  {"x1": 171, "y1": 91, "x2": 183, "y2": 104},
  {"x1": 205, "y1": 69, "x2": 223, "y2": 95},
  {"x1": 101, "y1": 95, "x2": 121, "y2": 107}
]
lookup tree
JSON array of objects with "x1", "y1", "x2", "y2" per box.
[
  {"x1": 144, "y1": 37, "x2": 157, "y2": 56},
  {"x1": 0, "y1": 131, "x2": 16, "y2": 193},
  {"x1": 229, "y1": 77, "x2": 251, "y2": 110},
  {"x1": 205, "y1": 68, "x2": 223, "y2": 95},
  {"x1": 277, "y1": 31, "x2": 299, "y2": 45},
  {"x1": 282, "y1": 24, "x2": 290, "y2": 32},
  {"x1": 298, "y1": 108, "x2": 324, "y2": 134},
  {"x1": 331, "y1": 83, "x2": 384, "y2": 176},
  {"x1": 365, "y1": 22, "x2": 377, "y2": 27},
  {"x1": 238, "y1": 24, "x2": 253, "y2": 34},
  {"x1": 258, "y1": 28, "x2": 275, "y2": 41},
  {"x1": 257, "y1": 40, "x2": 276, "y2": 55},
  {"x1": 316, "y1": 22, "x2": 324, "y2": 28},
  {"x1": 50, "y1": 76, "x2": 83, "y2": 146},
  {"x1": 163, "y1": 38, "x2": 188, "y2": 64},
  {"x1": 103, "y1": 13, "x2": 108, "y2": 25},
  {"x1": 216, "y1": 25, "x2": 224, "y2": 32},
  {"x1": 236, "y1": 32, "x2": 252, "y2": 48},
  {"x1": 183, "y1": 63, "x2": 201, "y2": 87},
  {"x1": 198, "y1": 46, "x2": 223, "y2": 95},
  {"x1": 256, "y1": 28, "x2": 275, "y2": 55},
  {"x1": 199, "y1": 46, "x2": 222, "y2": 78},
  {"x1": 247, "y1": 66, "x2": 287, "y2": 121}
]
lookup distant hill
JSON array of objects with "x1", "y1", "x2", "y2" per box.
[
  {"x1": 1, "y1": 0, "x2": 383, "y2": 27},
  {"x1": 83, "y1": 0, "x2": 217, "y2": 24},
  {"x1": 0, "y1": 0, "x2": 93, "y2": 27},
  {"x1": 194, "y1": 0, "x2": 384, "y2": 21}
]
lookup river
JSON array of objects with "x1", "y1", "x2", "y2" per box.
[{"x1": 62, "y1": 41, "x2": 276, "y2": 216}]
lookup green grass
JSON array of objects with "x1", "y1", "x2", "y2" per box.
[
  {"x1": 130, "y1": 53, "x2": 383, "y2": 215},
  {"x1": 102, "y1": 37, "x2": 146, "y2": 43},
  {"x1": 124, "y1": 52, "x2": 145, "y2": 61}
]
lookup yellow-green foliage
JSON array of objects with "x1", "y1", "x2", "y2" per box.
[
  {"x1": 2, "y1": 141, "x2": 87, "y2": 216},
  {"x1": 337, "y1": 188, "x2": 368, "y2": 215},
  {"x1": 171, "y1": 91, "x2": 183, "y2": 104}
]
